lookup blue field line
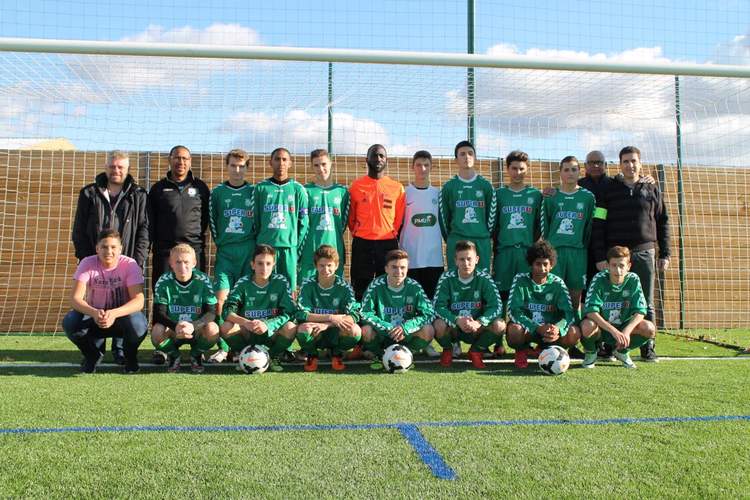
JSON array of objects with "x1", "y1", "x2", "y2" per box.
[{"x1": 397, "y1": 424, "x2": 457, "y2": 480}]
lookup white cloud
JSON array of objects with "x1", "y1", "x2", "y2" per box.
[{"x1": 221, "y1": 110, "x2": 393, "y2": 155}]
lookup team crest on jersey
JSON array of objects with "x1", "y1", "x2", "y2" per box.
[
  {"x1": 545, "y1": 293, "x2": 553, "y2": 301},
  {"x1": 473, "y1": 290, "x2": 480, "y2": 299},
  {"x1": 268, "y1": 211, "x2": 287, "y2": 229},
  {"x1": 452, "y1": 291, "x2": 459, "y2": 300},
  {"x1": 314, "y1": 197, "x2": 321, "y2": 204},
  {"x1": 431, "y1": 198, "x2": 438, "y2": 205},
  {"x1": 508, "y1": 212, "x2": 526, "y2": 229},
  {"x1": 463, "y1": 207, "x2": 479, "y2": 224},
  {"x1": 224, "y1": 198, "x2": 231, "y2": 206},
  {"x1": 527, "y1": 197, "x2": 534, "y2": 205},
  {"x1": 287, "y1": 194, "x2": 294, "y2": 202},
  {"x1": 188, "y1": 188, "x2": 197, "y2": 197},
  {"x1": 476, "y1": 190, "x2": 483, "y2": 198},
  {"x1": 406, "y1": 296, "x2": 414, "y2": 304},
  {"x1": 270, "y1": 293, "x2": 278, "y2": 301},
  {"x1": 334, "y1": 196, "x2": 341, "y2": 204},
  {"x1": 577, "y1": 202, "x2": 584, "y2": 210},
  {"x1": 623, "y1": 290, "x2": 630, "y2": 297},
  {"x1": 193, "y1": 294, "x2": 200, "y2": 303},
  {"x1": 248, "y1": 297, "x2": 255, "y2": 304},
  {"x1": 245, "y1": 199, "x2": 251, "y2": 207},
  {"x1": 557, "y1": 218, "x2": 575, "y2": 235},
  {"x1": 332, "y1": 298, "x2": 340, "y2": 307}
]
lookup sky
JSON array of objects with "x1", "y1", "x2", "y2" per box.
[{"x1": 1, "y1": 0, "x2": 749, "y2": 165}]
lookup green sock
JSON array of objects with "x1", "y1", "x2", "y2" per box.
[
  {"x1": 406, "y1": 336, "x2": 429, "y2": 353},
  {"x1": 334, "y1": 332, "x2": 361, "y2": 356},
  {"x1": 364, "y1": 337, "x2": 384, "y2": 358},
  {"x1": 580, "y1": 334, "x2": 599, "y2": 353},
  {"x1": 217, "y1": 337, "x2": 230, "y2": 353},
  {"x1": 190, "y1": 335, "x2": 215, "y2": 357},
  {"x1": 223, "y1": 335, "x2": 247, "y2": 353},
  {"x1": 627, "y1": 334, "x2": 650, "y2": 351},
  {"x1": 269, "y1": 335, "x2": 294, "y2": 358},
  {"x1": 157, "y1": 338, "x2": 179, "y2": 355},
  {"x1": 435, "y1": 332, "x2": 454, "y2": 350},
  {"x1": 472, "y1": 330, "x2": 500, "y2": 352},
  {"x1": 296, "y1": 330, "x2": 318, "y2": 357}
]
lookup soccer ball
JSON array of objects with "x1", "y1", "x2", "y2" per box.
[
  {"x1": 238, "y1": 345, "x2": 270, "y2": 374},
  {"x1": 538, "y1": 345, "x2": 570, "y2": 375},
  {"x1": 382, "y1": 344, "x2": 413, "y2": 373}
]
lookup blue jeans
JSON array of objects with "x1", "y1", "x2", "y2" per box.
[{"x1": 62, "y1": 310, "x2": 147, "y2": 359}]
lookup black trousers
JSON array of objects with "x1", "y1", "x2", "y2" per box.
[
  {"x1": 407, "y1": 266, "x2": 444, "y2": 300},
  {"x1": 350, "y1": 237, "x2": 399, "y2": 301}
]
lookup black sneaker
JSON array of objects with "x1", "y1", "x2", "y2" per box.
[
  {"x1": 152, "y1": 350, "x2": 167, "y2": 365},
  {"x1": 279, "y1": 350, "x2": 296, "y2": 363},
  {"x1": 81, "y1": 352, "x2": 104, "y2": 374},
  {"x1": 167, "y1": 354, "x2": 181, "y2": 373},
  {"x1": 123, "y1": 357, "x2": 139, "y2": 374},
  {"x1": 597, "y1": 342, "x2": 615, "y2": 361},
  {"x1": 567, "y1": 345, "x2": 585, "y2": 360},
  {"x1": 113, "y1": 350, "x2": 126, "y2": 366},
  {"x1": 640, "y1": 339, "x2": 659, "y2": 363},
  {"x1": 190, "y1": 355, "x2": 204, "y2": 374}
]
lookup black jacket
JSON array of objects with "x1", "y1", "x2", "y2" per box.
[
  {"x1": 147, "y1": 170, "x2": 210, "y2": 252},
  {"x1": 72, "y1": 173, "x2": 149, "y2": 268},
  {"x1": 592, "y1": 174, "x2": 670, "y2": 263}
]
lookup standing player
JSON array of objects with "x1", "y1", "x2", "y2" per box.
[
  {"x1": 506, "y1": 240, "x2": 580, "y2": 369},
  {"x1": 540, "y1": 156, "x2": 595, "y2": 312},
  {"x1": 206, "y1": 149, "x2": 254, "y2": 363},
  {"x1": 220, "y1": 245, "x2": 298, "y2": 372},
  {"x1": 296, "y1": 245, "x2": 362, "y2": 372},
  {"x1": 438, "y1": 141, "x2": 496, "y2": 272},
  {"x1": 151, "y1": 244, "x2": 219, "y2": 373},
  {"x1": 299, "y1": 149, "x2": 350, "y2": 282},
  {"x1": 433, "y1": 241, "x2": 505, "y2": 369},
  {"x1": 579, "y1": 246, "x2": 655, "y2": 369},
  {"x1": 348, "y1": 144, "x2": 406, "y2": 301},
  {"x1": 360, "y1": 249, "x2": 435, "y2": 370},
  {"x1": 62, "y1": 230, "x2": 148, "y2": 374},
  {"x1": 251, "y1": 147, "x2": 309, "y2": 293}
]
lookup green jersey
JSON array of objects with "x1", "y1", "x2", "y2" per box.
[
  {"x1": 223, "y1": 273, "x2": 296, "y2": 334},
  {"x1": 252, "y1": 178, "x2": 309, "y2": 250},
  {"x1": 583, "y1": 270, "x2": 647, "y2": 326},
  {"x1": 296, "y1": 274, "x2": 361, "y2": 323},
  {"x1": 495, "y1": 186, "x2": 542, "y2": 248},
  {"x1": 153, "y1": 270, "x2": 217, "y2": 323},
  {"x1": 209, "y1": 182, "x2": 255, "y2": 247},
  {"x1": 438, "y1": 174, "x2": 496, "y2": 239},
  {"x1": 540, "y1": 187, "x2": 595, "y2": 249},
  {"x1": 300, "y1": 183, "x2": 349, "y2": 264},
  {"x1": 508, "y1": 272, "x2": 574, "y2": 335},
  {"x1": 433, "y1": 269, "x2": 503, "y2": 328},
  {"x1": 361, "y1": 276, "x2": 434, "y2": 335}
]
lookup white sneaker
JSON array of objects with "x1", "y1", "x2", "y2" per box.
[
  {"x1": 613, "y1": 350, "x2": 637, "y2": 369},
  {"x1": 423, "y1": 343, "x2": 440, "y2": 358},
  {"x1": 207, "y1": 350, "x2": 228, "y2": 364},
  {"x1": 452, "y1": 342, "x2": 462, "y2": 358}
]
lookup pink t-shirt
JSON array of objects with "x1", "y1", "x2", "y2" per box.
[{"x1": 73, "y1": 255, "x2": 144, "y2": 310}]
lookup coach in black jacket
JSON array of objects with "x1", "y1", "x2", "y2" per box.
[
  {"x1": 147, "y1": 145, "x2": 210, "y2": 289},
  {"x1": 592, "y1": 146, "x2": 670, "y2": 361},
  {"x1": 71, "y1": 150, "x2": 149, "y2": 363}
]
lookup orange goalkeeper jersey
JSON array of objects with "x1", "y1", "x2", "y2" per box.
[{"x1": 348, "y1": 175, "x2": 406, "y2": 240}]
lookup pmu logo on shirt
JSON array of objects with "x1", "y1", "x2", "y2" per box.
[{"x1": 411, "y1": 214, "x2": 436, "y2": 227}]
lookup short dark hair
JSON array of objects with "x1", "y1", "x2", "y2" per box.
[
  {"x1": 97, "y1": 229, "x2": 121, "y2": 243},
  {"x1": 253, "y1": 244, "x2": 276, "y2": 260},
  {"x1": 619, "y1": 146, "x2": 641, "y2": 161},
  {"x1": 169, "y1": 145, "x2": 190, "y2": 157},
  {"x1": 454, "y1": 240, "x2": 477, "y2": 255},
  {"x1": 526, "y1": 240, "x2": 557, "y2": 266},
  {"x1": 412, "y1": 150, "x2": 432, "y2": 165},
  {"x1": 454, "y1": 140, "x2": 475, "y2": 158},
  {"x1": 385, "y1": 249, "x2": 409, "y2": 264},
  {"x1": 607, "y1": 245, "x2": 631, "y2": 261},
  {"x1": 559, "y1": 155, "x2": 579, "y2": 169},
  {"x1": 314, "y1": 244, "x2": 339, "y2": 264},
  {"x1": 506, "y1": 150, "x2": 529, "y2": 166},
  {"x1": 310, "y1": 149, "x2": 329, "y2": 161},
  {"x1": 270, "y1": 147, "x2": 291, "y2": 160}
]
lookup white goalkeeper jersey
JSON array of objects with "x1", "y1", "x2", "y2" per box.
[{"x1": 399, "y1": 184, "x2": 444, "y2": 269}]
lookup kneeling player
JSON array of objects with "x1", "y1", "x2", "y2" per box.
[
  {"x1": 360, "y1": 249, "x2": 435, "y2": 370},
  {"x1": 506, "y1": 240, "x2": 581, "y2": 369},
  {"x1": 579, "y1": 246, "x2": 655, "y2": 369},
  {"x1": 151, "y1": 244, "x2": 219, "y2": 373},
  {"x1": 433, "y1": 240, "x2": 505, "y2": 369},
  {"x1": 220, "y1": 244, "x2": 297, "y2": 372},
  {"x1": 296, "y1": 245, "x2": 362, "y2": 372}
]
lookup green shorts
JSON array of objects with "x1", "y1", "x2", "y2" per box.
[
  {"x1": 214, "y1": 242, "x2": 255, "y2": 292},
  {"x1": 493, "y1": 246, "x2": 530, "y2": 292},
  {"x1": 446, "y1": 235, "x2": 491, "y2": 272},
  {"x1": 271, "y1": 246, "x2": 299, "y2": 291},
  {"x1": 551, "y1": 247, "x2": 587, "y2": 290}
]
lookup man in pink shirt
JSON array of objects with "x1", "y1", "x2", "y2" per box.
[{"x1": 62, "y1": 229, "x2": 148, "y2": 373}]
